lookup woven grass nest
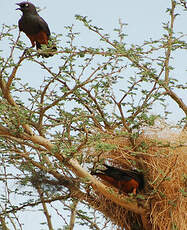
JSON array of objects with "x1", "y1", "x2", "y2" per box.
[{"x1": 86, "y1": 128, "x2": 187, "y2": 230}]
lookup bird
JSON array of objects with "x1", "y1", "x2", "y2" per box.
[
  {"x1": 16, "y1": 1, "x2": 56, "y2": 57},
  {"x1": 91, "y1": 164, "x2": 144, "y2": 195}
]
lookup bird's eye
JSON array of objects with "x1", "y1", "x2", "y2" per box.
[{"x1": 21, "y1": 3, "x2": 29, "y2": 7}]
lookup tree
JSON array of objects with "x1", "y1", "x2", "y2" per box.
[{"x1": 0, "y1": 0, "x2": 186, "y2": 229}]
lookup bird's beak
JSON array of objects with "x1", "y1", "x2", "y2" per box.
[{"x1": 16, "y1": 3, "x2": 21, "y2": 10}]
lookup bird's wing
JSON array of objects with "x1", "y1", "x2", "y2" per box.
[
  {"x1": 18, "y1": 18, "x2": 24, "y2": 31},
  {"x1": 18, "y1": 15, "x2": 51, "y2": 37},
  {"x1": 37, "y1": 16, "x2": 51, "y2": 37}
]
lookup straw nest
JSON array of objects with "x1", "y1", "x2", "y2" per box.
[{"x1": 86, "y1": 128, "x2": 187, "y2": 230}]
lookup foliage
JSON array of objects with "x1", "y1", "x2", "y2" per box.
[{"x1": 0, "y1": 0, "x2": 187, "y2": 229}]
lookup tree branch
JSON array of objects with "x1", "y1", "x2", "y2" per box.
[{"x1": 164, "y1": 0, "x2": 176, "y2": 85}]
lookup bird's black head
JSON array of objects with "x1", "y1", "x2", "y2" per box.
[{"x1": 16, "y1": 2, "x2": 38, "y2": 15}]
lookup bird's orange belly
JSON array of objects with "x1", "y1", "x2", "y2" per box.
[{"x1": 27, "y1": 31, "x2": 48, "y2": 46}]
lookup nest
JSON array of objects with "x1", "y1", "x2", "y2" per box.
[
  {"x1": 86, "y1": 128, "x2": 187, "y2": 230},
  {"x1": 92, "y1": 194, "x2": 143, "y2": 230}
]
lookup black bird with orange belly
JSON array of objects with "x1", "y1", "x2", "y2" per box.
[
  {"x1": 16, "y1": 1, "x2": 56, "y2": 57},
  {"x1": 91, "y1": 164, "x2": 144, "y2": 195}
]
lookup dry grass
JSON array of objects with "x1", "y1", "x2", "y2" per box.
[{"x1": 87, "y1": 128, "x2": 187, "y2": 230}]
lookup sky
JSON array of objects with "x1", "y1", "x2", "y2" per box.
[
  {"x1": 1, "y1": 0, "x2": 186, "y2": 124},
  {"x1": 0, "y1": 0, "x2": 187, "y2": 229}
]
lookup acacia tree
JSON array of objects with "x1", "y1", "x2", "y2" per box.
[{"x1": 0, "y1": 1, "x2": 187, "y2": 230}]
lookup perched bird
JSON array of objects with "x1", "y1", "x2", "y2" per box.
[
  {"x1": 91, "y1": 164, "x2": 144, "y2": 195},
  {"x1": 16, "y1": 1, "x2": 56, "y2": 57}
]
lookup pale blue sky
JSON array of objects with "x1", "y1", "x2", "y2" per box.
[
  {"x1": 0, "y1": 1, "x2": 187, "y2": 229},
  {"x1": 1, "y1": 0, "x2": 186, "y2": 124}
]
